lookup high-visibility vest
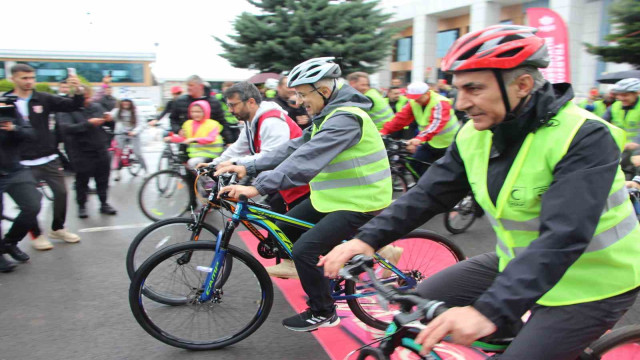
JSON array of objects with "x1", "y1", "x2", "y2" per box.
[
  {"x1": 578, "y1": 99, "x2": 607, "y2": 118},
  {"x1": 611, "y1": 100, "x2": 640, "y2": 144},
  {"x1": 385, "y1": 95, "x2": 409, "y2": 114},
  {"x1": 365, "y1": 88, "x2": 394, "y2": 130},
  {"x1": 215, "y1": 93, "x2": 239, "y2": 124},
  {"x1": 456, "y1": 101, "x2": 640, "y2": 306},
  {"x1": 309, "y1": 106, "x2": 392, "y2": 213},
  {"x1": 183, "y1": 119, "x2": 224, "y2": 159},
  {"x1": 409, "y1": 91, "x2": 459, "y2": 148}
]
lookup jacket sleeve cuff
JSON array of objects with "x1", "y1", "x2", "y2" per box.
[
  {"x1": 472, "y1": 297, "x2": 507, "y2": 329},
  {"x1": 253, "y1": 182, "x2": 268, "y2": 196},
  {"x1": 355, "y1": 231, "x2": 383, "y2": 251},
  {"x1": 239, "y1": 159, "x2": 258, "y2": 177}
]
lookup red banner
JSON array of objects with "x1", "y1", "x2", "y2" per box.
[{"x1": 526, "y1": 8, "x2": 571, "y2": 83}]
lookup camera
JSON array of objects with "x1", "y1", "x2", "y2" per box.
[{"x1": 0, "y1": 94, "x2": 19, "y2": 124}]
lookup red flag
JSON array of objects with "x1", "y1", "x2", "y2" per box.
[{"x1": 526, "y1": 8, "x2": 571, "y2": 83}]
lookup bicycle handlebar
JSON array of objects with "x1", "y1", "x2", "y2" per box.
[{"x1": 340, "y1": 255, "x2": 448, "y2": 325}]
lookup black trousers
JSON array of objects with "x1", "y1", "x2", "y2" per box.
[
  {"x1": 28, "y1": 158, "x2": 68, "y2": 232},
  {"x1": 74, "y1": 152, "x2": 110, "y2": 206},
  {"x1": 410, "y1": 142, "x2": 447, "y2": 176},
  {"x1": 0, "y1": 168, "x2": 42, "y2": 245},
  {"x1": 266, "y1": 191, "x2": 310, "y2": 214},
  {"x1": 276, "y1": 198, "x2": 374, "y2": 314},
  {"x1": 417, "y1": 252, "x2": 639, "y2": 360}
]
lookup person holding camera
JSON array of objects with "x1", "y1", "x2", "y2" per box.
[
  {"x1": 4, "y1": 64, "x2": 83, "y2": 251},
  {"x1": 0, "y1": 101, "x2": 39, "y2": 272}
]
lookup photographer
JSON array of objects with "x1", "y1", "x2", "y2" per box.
[
  {"x1": 4, "y1": 64, "x2": 83, "y2": 251},
  {"x1": 0, "y1": 101, "x2": 40, "y2": 272}
]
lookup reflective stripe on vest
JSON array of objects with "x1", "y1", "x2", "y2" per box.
[
  {"x1": 309, "y1": 106, "x2": 392, "y2": 213},
  {"x1": 456, "y1": 101, "x2": 640, "y2": 306},
  {"x1": 215, "y1": 93, "x2": 239, "y2": 124},
  {"x1": 409, "y1": 91, "x2": 459, "y2": 148},
  {"x1": 184, "y1": 119, "x2": 224, "y2": 158},
  {"x1": 611, "y1": 100, "x2": 640, "y2": 143},
  {"x1": 365, "y1": 88, "x2": 394, "y2": 130}
]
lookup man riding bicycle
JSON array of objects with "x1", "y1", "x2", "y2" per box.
[
  {"x1": 216, "y1": 57, "x2": 392, "y2": 332},
  {"x1": 320, "y1": 25, "x2": 640, "y2": 359}
]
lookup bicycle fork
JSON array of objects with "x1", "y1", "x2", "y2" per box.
[{"x1": 198, "y1": 218, "x2": 238, "y2": 302}]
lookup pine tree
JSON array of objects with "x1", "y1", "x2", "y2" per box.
[
  {"x1": 585, "y1": 0, "x2": 640, "y2": 68},
  {"x1": 216, "y1": 0, "x2": 396, "y2": 73}
]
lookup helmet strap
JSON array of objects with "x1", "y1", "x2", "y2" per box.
[
  {"x1": 493, "y1": 70, "x2": 526, "y2": 122},
  {"x1": 310, "y1": 79, "x2": 336, "y2": 106}
]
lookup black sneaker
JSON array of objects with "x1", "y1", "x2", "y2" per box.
[
  {"x1": 282, "y1": 307, "x2": 340, "y2": 332},
  {"x1": 0, "y1": 254, "x2": 16, "y2": 273},
  {"x1": 100, "y1": 204, "x2": 117, "y2": 215},
  {"x1": 78, "y1": 206, "x2": 88, "y2": 219},
  {"x1": 4, "y1": 244, "x2": 29, "y2": 262}
]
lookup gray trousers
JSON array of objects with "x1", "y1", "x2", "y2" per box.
[{"x1": 417, "y1": 252, "x2": 639, "y2": 360}]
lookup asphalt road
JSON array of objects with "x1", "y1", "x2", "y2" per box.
[{"x1": 0, "y1": 152, "x2": 638, "y2": 360}]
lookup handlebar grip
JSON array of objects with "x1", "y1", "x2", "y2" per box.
[{"x1": 238, "y1": 194, "x2": 248, "y2": 202}]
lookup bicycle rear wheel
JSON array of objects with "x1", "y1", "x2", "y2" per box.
[
  {"x1": 127, "y1": 153, "x2": 143, "y2": 176},
  {"x1": 444, "y1": 194, "x2": 477, "y2": 234},
  {"x1": 345, "y1": 230, "x2": 464, "y2": 330},
  {"x1": 391, "y1": 170, "x2": 408, "y2": 195},
  {"x1": 580, "y1": 325, "x2": 640, "y2": 359},
  {"x1": 138, "y1": 170, "x2": 192, "y2": 221},
  {"x1": 129, "y1": 241, "x2": 273, "y2": 350},
  {"x1": 126, "y1": 217, "x2": 220, "y2": 281},
  {"x1": 39, "y1": 182, "x2": 55, "y2": 201}
]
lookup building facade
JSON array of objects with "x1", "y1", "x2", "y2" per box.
[{"x1": 376, "y1": 0, "x2": 629, "y2": 98}]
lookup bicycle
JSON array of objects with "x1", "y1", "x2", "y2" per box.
[
  {"x1": 384, "y1": 137, "x2": 479, "y2": 234},
  {"x1": 128, "y1": 169, "x2": 465, "y2": 350},
  {"x1": 108, "y1": 132, "x2": 143, "y2": 177},
  {"x1": 137, "y1": 143, "x2": 196, "y2": 221},
  {"x1": 340, "y1": 255, "x2": 640, "y2": 360}
]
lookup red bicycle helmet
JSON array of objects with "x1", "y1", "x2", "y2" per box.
[
  {"x1": 171, "y1": 85, "x2": 183, "y2": 94},
  {"x1": 441, "y1": 25, "x2": 549, "y2": 72}
]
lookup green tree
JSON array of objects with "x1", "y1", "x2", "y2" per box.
[
  {"x1": 586, "y1": 0, "x2": 640, "y2": 68},
  {"x1": 35, "y1": 83, "x2": 55, "y2": 94},
  {"x1": 0, "y1": 79, "x2": 14, "y2": 93},
  {"x1": 216, "y1": 0, "x2": 396, "y2": 73}
]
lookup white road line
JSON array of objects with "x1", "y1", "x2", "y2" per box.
[{"x1": 78, "y1": 223, "x2": 151, "y2": 233}]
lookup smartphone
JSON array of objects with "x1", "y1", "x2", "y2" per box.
[{"x1": 67, "y1": 68, "x2": 76, "y2": 76}]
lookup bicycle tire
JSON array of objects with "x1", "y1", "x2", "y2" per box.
[
  {"x1": 129, "y1": 241, "x2": 274, "y2": 350},
  {"x1": 356, "y1": 346, "x2": 388, "y2": 360},
  {"x1": 580, "y1": 325, "x2": 640, "y2": 359},
  {"x1": 127, "y1": 153, "x2": 143, "y2": 176},
  {"x1": 345, "y1": 230, "x2": 464, "y2": 330},
  {"x1": 444, "y1": 195, "x2": 477, "y2": 234},
  {"x1": 391, "y1": 170, "x2": 408, "y2": 194},
  {"x1": 138, "y1": 170, "x2": 192, "y2": 221},
  {"x1": 125, "y1": 218, "x2": 220, "y2": 281},
  {"x1": 40, "y1": 183, "x2": 55, "y2": 201}
]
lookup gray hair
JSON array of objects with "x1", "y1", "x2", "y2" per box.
[
  {"x1": 313, "y1": 78, "x2": 340, "y2": 91},
  {"x1": 224, "y1": 81, "x2": 262, "y2": 105},
  {"x1": 186, "y1": 75, "x2": 204, "y2": 84},
  {"x1": 502, "y1": 66, "x2": 545, "y2": 92}
]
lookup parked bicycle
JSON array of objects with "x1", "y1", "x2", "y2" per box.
[
  {"x1": 384, "y1": 137, "x2": 479, "y2": 234},
  {"x1": 128, "y1": 169, "x2": 464, "y2": 350},
  {"x1": 341, "y1": 255, "x2": 640, "y2": 360}
]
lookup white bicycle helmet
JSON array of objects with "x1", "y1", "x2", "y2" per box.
[
  {"x1": 264, "y1": 78, "x2": 279, "y2": 90},
  {"x1": 612, "y1": 78, "x2": 640, "y2": 93},
  {"x1": 287, "y1": 57, "x2": 342, "y2": 87}
]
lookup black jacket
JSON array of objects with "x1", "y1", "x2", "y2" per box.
[
  {"x1": 3, "y1": 90, "x2": 84, "y2": 161},
  {"x1": 98, "y1": 95, "x2": 117, "y2": 112},
  {"x1": 357, "y1": 82, "x2": 622, "y2": 329},
  {"x1": 0, "y1": 112, "x2": 35, "y2": 174},
  {"x1": 157, "y1": 99, "x2": 175, "y2": 121},
  {"x1": 57, "y1": 102, "x2": 110, "y2": 158},
  {"x1": 273, "y1": 95, "x2": 311, "y2": 130},
  {"x1": 169, "y1": 87, "x2": 231, "y2": 142}
]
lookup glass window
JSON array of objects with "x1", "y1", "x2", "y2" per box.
[
  {"x1": 0, "y1": 61, "x2": 5, "y2": 79},
  {"x1": 437, "y1": 29, "x2": 459, "y2": 58},
  {"x1": 395, "y1": 37, "x2": 413, "y2": 62},
  {"x1": 18, "y1": 61, "x2": 144, "y2": 83}
]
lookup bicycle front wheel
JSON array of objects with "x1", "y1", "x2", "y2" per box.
[
  {"x1": 127, "y1": 153, "x2": 143, "y2": 176},
  {"x1": 444, "y1": 194, "x2": 477, "y2": 234},
  {"x1": 346, "y1": 230, "x2": 464, "y2": 330},
  {"x1": 129, "y1": 241, "x2": 274, "y2": 350},
  {"x1": 138, "y1": 170, "x2": 192, "y2": 221},
  {"x1": 580, "y1": 325, "x2": 640, "y2": 359},
  {"x1": 126, "y1": 217, "x2": 220, "y2": 281}
]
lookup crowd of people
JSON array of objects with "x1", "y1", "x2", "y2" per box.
[{"x1": 3, "y1": 23, "x2": 640, "y2": 360}]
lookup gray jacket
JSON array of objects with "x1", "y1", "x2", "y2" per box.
[{"x1": 241, "y1": 83, "x2": 373, "y2": 195}]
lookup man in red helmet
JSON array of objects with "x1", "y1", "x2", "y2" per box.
[{"x1": 321, "y1": 25, "x2": 640, "y2": 359}]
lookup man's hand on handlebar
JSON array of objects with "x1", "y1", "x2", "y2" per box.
[
  {"x1": 217, "y1": 185, "x2": 259, "y2": 199},
  {"x1": 216, "y1": 160, "x2": 235, "y2": 169},
  {"x1": 406, "y1": 138, "x2": 422, "y2": 153},
  {"x1": 317, "y1": 239, "x2": 376, "y2": 279},
  {"x1": 214, "y1": 164, "x2": 247, "y2": 179}
]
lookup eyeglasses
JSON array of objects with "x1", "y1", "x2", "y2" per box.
[
  {"x1": 295, "y1": 87, "x2": 322, "y2": 100},
  {"x1": 226, "y1": 101, "x2": 245, "y2": 109}
]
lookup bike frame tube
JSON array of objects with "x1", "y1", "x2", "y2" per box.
[{"x1": 199, "y1": 229, "x2": 228, "y2": 302}]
